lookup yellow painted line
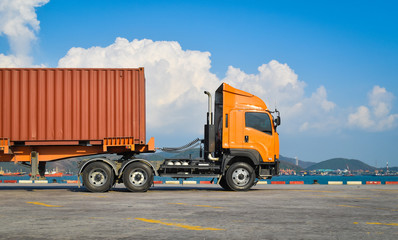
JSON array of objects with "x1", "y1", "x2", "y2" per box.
[
  {"x1": 366, "y1": 222, "x2": 398, "y2": 226},
  {"x1": 168, "y1": 203, "x2": 187, "y2": 205},
  {"x1": 134, "y1": 218, "x2": 225, "y2": 231},
  {"x1": 354, "y1": 222, "x2": 398, "y2": 226},
  {"x1": 338, "y1": 205, "x2": 363, "y2": 208},
  {"x1": 26, "y1": 202, "x2": 62, "y2": 208}
]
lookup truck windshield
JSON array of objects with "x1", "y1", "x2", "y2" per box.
[{"x1": 245, "y1": 112, "x2": 272, "y2": 135}]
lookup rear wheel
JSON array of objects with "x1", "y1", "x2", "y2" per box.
[
  {"x1": 225, "y1": 162, "x2": 255, "y2": 191},
  {"x1": 82, "y1": 162, "x2": 114, "y2": 192},
  {"x1": 123, "y1": 162, "x2": 153, "y2": 192}
]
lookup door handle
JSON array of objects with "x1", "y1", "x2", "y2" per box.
[{"x1": 244, "y1": 135, "x2": 249, "y2": 143}]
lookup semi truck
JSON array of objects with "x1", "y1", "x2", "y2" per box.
[{"x1": 0, "y1": 68, "x2": 280, "y2": 192}]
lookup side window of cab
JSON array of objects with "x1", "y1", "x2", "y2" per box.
[{"x1": 245, "y1": 112, "x2": 272, "y2": 135}]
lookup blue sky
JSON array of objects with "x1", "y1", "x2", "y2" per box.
[{"x1": 1, "y1": 0, "x2": 397, "y2": 167}]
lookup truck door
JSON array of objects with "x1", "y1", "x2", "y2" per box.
[
  {"x1": 227, "y1": 110, "x2": 244, "y2": 149},
  {"x1": 242, "y1": 112, "x2": 275, "y2": 162}
]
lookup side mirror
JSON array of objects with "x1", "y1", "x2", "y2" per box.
[{"x1": 275, "y1": 116, "x2": 281, "y2": 126}]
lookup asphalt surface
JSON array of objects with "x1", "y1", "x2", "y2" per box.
[{"x1": 0, "y1": 183, "x2": 397, "y2": 240}]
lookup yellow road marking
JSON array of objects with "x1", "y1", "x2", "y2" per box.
[
  {"x1": 354, "y1": 222, "x2": 398, "y2": 226},
  {"x1": 366, "y1": 222, "x2": 398, "y2": 226},
  {"x1": 168, "y1": 203, "x2": 187, "y2": 205},
  {"x1": 134, "y1": 218, "x2": 225, "y2": 231},
  {"x1": 26, "y1": 202, "x2": 62, "y2": 207},
  {"x1": 338, "y1": 205, "x2": 363, "y2": 208}
]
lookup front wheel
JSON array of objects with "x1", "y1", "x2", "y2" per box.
[
  {"x1": 82, "y1": 162, "x2": 115, "y2": 192},
  {"x1": 225, "y1": 162, "x2": 255, "y2": 191},
  {"x1": 122, "y1": 162, "x2": 153, "y2": 192},
  {"x1": 218, "y1": 176, "x2": 231, "y2": 191}
]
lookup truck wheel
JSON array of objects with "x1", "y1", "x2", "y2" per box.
[
  {"x1": 226, "y1": 162, "x2": 255, "y2": 191},
  {"x1": 218, "y1": 177, "x2": 231, "y2": 191},
  {"x1": 122, "y1": 162, "x2": 153, "y2": 192},
  {"x1": 82, "y1": 162, "x2": 114, "y2": 192}
]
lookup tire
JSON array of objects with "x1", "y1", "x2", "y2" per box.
[
  {"x1": 225, "y1": 162, "x2": 255, "y2": 191},
  {"x1": 218, "y1": 176, "x2": 232, "y2": 191},
  {"x1": 82, "y1": 162, "x2": 115, "y2": 192},
  {"x1": 122, "y1": 162, "x2": 153, "y2": 192}
]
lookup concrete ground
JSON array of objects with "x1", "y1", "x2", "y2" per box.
[{"x1": 0, "y1": 183, "x2": 397, "y2": 240}]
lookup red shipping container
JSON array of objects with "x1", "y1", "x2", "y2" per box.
[{"x1": 0, "y1": 68, "x2": 146, "y2": 145}]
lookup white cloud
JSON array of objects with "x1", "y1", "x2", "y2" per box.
[
  {"x1": 348, "y1": 86, "x2": 398, "y2": 131},
  {"x1": 0, "y1": 0, "x2": 48, "y2": 67},
  {"x1": 222, "y1": 62, "x2": 337, "y2": 133}
]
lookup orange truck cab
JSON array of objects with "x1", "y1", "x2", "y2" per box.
[{"x1": 158, "y1": 83, "x2": 280, "y2": 191}]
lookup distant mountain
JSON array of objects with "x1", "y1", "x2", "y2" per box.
[
  {"x1": 306, "y1": 158, "x2": 376, "y2": 171},
  {"x1": 0, "y1": 162, "x2": 30, "y2": 173},
  {"x1": 279, "y1": 155, "x2": 316, "y2": 169}
]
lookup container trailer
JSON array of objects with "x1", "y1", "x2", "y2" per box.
[{"x1": 0, "y1": 68, "x2": 280, "y2": 192}]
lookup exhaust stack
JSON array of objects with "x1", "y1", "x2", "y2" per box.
[{"x1": 204, "y1": 91, "x2": 218, "y2": 161}]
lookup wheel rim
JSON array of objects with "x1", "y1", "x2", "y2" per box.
[
  {"x1": 231, "y1": 167, "x2": 250, "y2": 186},
  {"x1": 128, "y1": 168, "x2": 148, "y2": 186},
  {"x1": 88, "y1": 168, "x2": 108, "y2": 186}
]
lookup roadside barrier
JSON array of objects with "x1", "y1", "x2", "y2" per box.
[
  {"x1": 34, "y1": 180, "x2": 48, "y2": 184},
  {"x1": 385, "y1": 181, "x2": 398, "y2": 184},
  {"x1": 257, "y1": 181, "x2": 268, "y2": 184},
  {"x1": 165, "y1": 181, "x2": 180, "y2": 184},
  {"x1": 182, "y1": 181, "x2": 197, "y2": 184},
  {"x1": 271, "y1": 181, "x2": 286, "y2": 184},
  {"x1": 289, "y1": 181, "x2": 304, "y2": 184},
  {"x1": 199, "y1": 181, "x2": 212, "y2": 184},
  {"x1": 366, "y1": 181, "x2": 381, "y2": 185},
  {"x1": 347, "y1": 181, "x2": 362, "y2": 185},
  {"x1": 19, "y1": 180, "x2": 33, "y2": 183},
  {"x1": 328, "y1": 181, "x2": 343, "y2": 185},
  {"x1": 66, "y1": 180, "x2": 78, "y2": 184},
  {"x1": 3, "y1": 180, "x2": 17, "y2": 183}
]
